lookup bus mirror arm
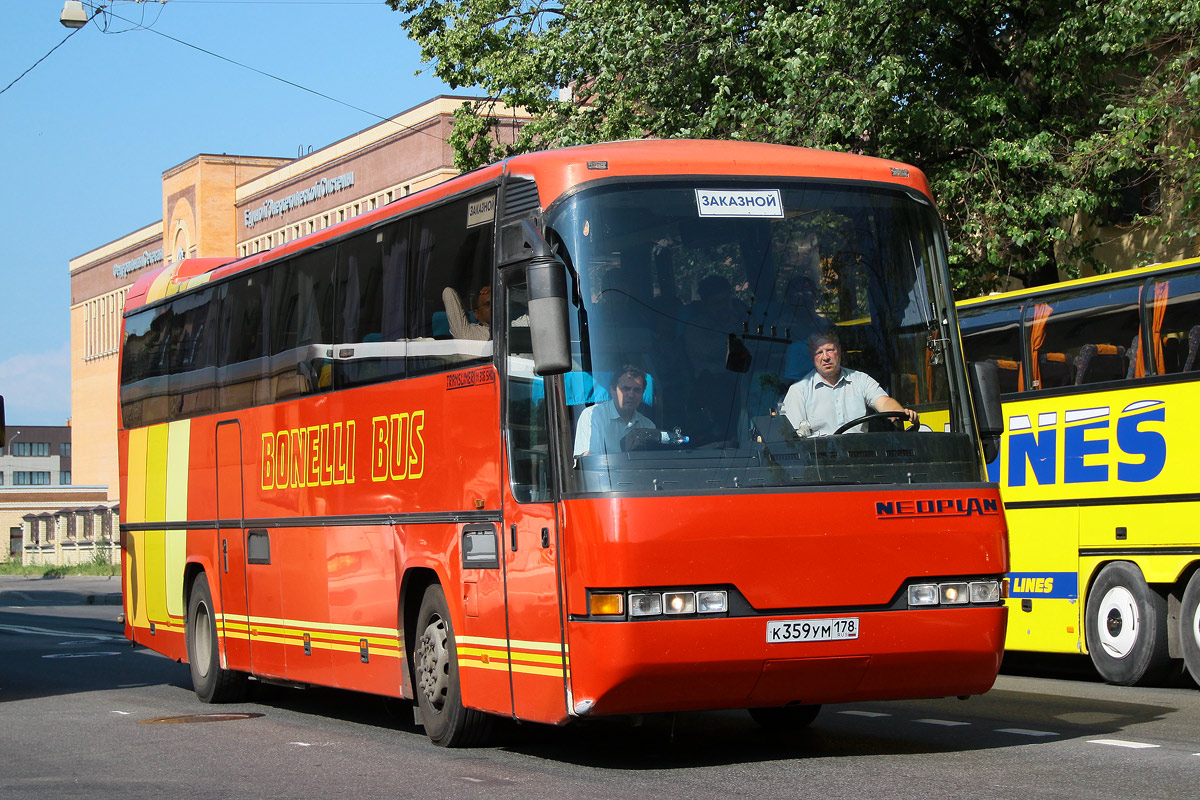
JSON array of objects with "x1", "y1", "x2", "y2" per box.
[
  {"x1": 0, "y1": 396, "x2": 5, "y2": 447},
  {"x1": 967, "y1": 360, "x2": 1004, "y2": 464},
  {"x1": 523, "y1": 221, "x2": 572, "y2": 376}
]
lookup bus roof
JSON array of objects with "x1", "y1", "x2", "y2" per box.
[
  {"x1": 125, "y1": 139, "x2": 933, "y2": 314},
  {"x1": 958, "y1": 255, "x2": 1200, "y2": 311}
]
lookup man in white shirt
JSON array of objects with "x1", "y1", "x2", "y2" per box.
[
  {"x1": 782, "y1": 332, "x2": 917, "y2": 436},
  {"x1": 573, "y1": 365, "x2": 656, "y2": 456}
]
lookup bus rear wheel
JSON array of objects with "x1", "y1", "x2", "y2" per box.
[
  {"x1": 186, "y1": 572, "x2": 247, "y2": 703},
  {"x1": 413, "y1": 584, "x2": 494, "y2": 747},
  {"x1": 748, "y1": 704, "x2": 821, "y2": 731},
  {"x1": 1085, "y1": 562, "x2": 1170, "y2": 686},
  {"x1": 1179, "y1": 571, "x2": 1200, "y2": 686}
]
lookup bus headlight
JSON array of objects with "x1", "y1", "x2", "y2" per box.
[
  {"x1": 622, "y1": 589, "x2": 728, "y2": 618},
  {"x1": 628, "y1": 592, "x2": 662, "y2": 617},
  {"x1": 969, "y1": 581, "x2": 1001, "y2": 603},
  {"x1": 908, "y1": 584, "x2": 939, "y2": 606},
  {"x1": 663, "y1": 592, "x2": 696, "y2": 615},
  {"x1": 697, "y1": 590, "x2": 728, "y2": 613},
  {"x1": 940, "y1": 582, "x2": 970, "y2": 604},
  {"x1": 907, "y1": 579, "x2": 1002, "y2": 607}
]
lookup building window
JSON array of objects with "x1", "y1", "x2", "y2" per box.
[
  {"x1": 0, "y1": 472, "x2": 4, "y2": 485},
  {"x1": 387, "y1": 190, "x2": 394, "y2": 204},
  {"x1": 11, "y1": 442, "x2": 50, "y2": 457},
  {"x1": 14, "y1": 472, "x2": 51, "y2": 485},
  {"x1": 60, "y1": 472, "x2": 72, "y2": 485},
  {"x1": 60, "y1": 443, "x2": 71, "y2": 457}
]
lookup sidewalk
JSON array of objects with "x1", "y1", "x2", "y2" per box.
[{"x1": 0, "y1": 575, "x2": 123, "y2": 607}]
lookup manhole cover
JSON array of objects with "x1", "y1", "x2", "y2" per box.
[{"x1": 139, "y1": 713, "x2": 263, "y2": 724}]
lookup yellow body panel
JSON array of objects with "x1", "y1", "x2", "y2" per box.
[{"x1": 989, "y1": 380, "x2": 1198, "y2": 654}]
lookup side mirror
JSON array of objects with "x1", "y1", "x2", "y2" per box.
[
  {"x1": 522, "y1": 221, "x2": 571, "y2": 376},
  {"x1": 967, "y1": 361, "x2": 1004, "y2": 464}
]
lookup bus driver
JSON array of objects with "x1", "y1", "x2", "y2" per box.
[
  {"x1": 573, "y1": 365, "x2": 656, "y2": 457},
  {"x1": 782, "y1": 331, "x2": 918, "y2": 436}
]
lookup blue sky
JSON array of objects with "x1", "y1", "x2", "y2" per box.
[{"x1": 0, "y1": 0, "x2": 452, "y2": 426}]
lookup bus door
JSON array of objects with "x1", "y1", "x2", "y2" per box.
[
  {"x1": 215, "y1": 421, "x2": 252, "y2": 672},
  {"x1": 500, "y1": 273, "x2": 569, "y2": 721},
  {"x1": 215, "y1": 419, "x2": 287, "y2": 679}
]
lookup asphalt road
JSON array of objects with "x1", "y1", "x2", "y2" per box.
[{"x1": 2, "y1": 575, "x2": 1199, "y2": 799}]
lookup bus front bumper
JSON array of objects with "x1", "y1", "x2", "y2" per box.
[{"x1": 565, "y1": 606, "x2": 1008, "y2": 717}]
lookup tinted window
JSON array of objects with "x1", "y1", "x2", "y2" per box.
[
  {"x1": 1151, "y1": 271, "x2": 1200, "y2": 374},
  {"x1": 960, "y1": 304, "x2": 1024, "y2": 393},
  {"x1": 217, "y1": 271, "x2": 272, "y2": 412},
  {"x1": 271, "y1": 250, "x2": 336, "y2": 402},
  {"x1": 408, "y1": 193, "x2": 495, "y2": 376},
  {"x1": 120, "y1": 305, "x2": 171, "y2": 427},
  {"x1": 334, "y1": 221, "x2": 407, "y2": 389},
  {"x1": 167, "y1": 288, "x2": 218, "y2": 419},
  {"x1": 1026, "y1": 284, "x2": 1140, "y2": 389}
]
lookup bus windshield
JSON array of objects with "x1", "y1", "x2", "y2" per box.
[{"x1": 546, "y1": 179, "x2": 978, "y2": 494}]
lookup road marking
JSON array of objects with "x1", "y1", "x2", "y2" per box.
[
  {"x1": 43, "y1": 652, "x2": 122, "y2": 659},
  {"x1": 0, "y1": 623, "x2": 119, "y2": 641},
  {"x1": 111, "y1": 711, "x2": 132, "y2": 716},
  {"x1": 1088, "y1": 739, "x2": 1160, "y2": 749},
  {"x1": 997, "y1": 728, "x2": 1059, "y2": 737},
  {"x1": 915, "y1": 719, "x2": 970, "y2": 727},
  {"x1": 838, "y1": 710, "x2": 891, "y2": 718}
]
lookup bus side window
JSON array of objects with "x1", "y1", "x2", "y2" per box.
[
  {"x1": 271, "y1": 250, "x2": 337, "y2": 403},
  {"x1": 407, "y1": 195, "x2": 494, "y2": 376},
  {"x1": 167, "y1": 288, "x2": 218, "y2": 420},
  {"x1": 1028, "y1": 284, "x2": 1139, "y2": 390},
  {"x1": 216, "y1": 272, "x2": 272, "y2": 413},
  {"x1": 334, "y1": 220, "x2": 407, "y2": 389},
  {"x1": 1151, "y1": 273, "x2": 1200, "y2": 374},
  {"x1": 959, "y1": 305, "x2": 1024, "y2": 393}
]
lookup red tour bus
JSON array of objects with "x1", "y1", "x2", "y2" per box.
[{"x1": 119, "y1": 139, "x2": 1008, "y2": 746}]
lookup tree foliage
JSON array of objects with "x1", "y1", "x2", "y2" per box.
[{"x1": 388, "y1": 0, "x2": 1200, "y2": 294}]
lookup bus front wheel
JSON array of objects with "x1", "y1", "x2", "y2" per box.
[
  {"x1": 1179, "y1": 571, "x2": 1200, "y2": 686},
  {"x1": 186, "y1": 572, "x2": 247, "y2": 703},
  {"x1": 413, "y1": 584, "x2": 494, "y2": 747},
  {"x1": 1085, "y1": 562, "x2": 1170, "y2": 686}
]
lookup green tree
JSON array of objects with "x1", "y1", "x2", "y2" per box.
[{"x1": 389, "y1": 0, "x2": 1200, "y2": 294}]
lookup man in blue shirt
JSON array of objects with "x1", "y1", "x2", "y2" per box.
[
  {"x1": 573, "y1": 365, "x2": 656, "y2": 456},
  {"x1": 782, "y1": 332, "x2": 917, "y2": 436}
]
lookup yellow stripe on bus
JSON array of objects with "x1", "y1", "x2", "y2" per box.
[
  {"x1": 164, "y1": 421, "x2": 190, "y2": 619},
  {"x1": 144, "y1": 424, "x2": 169, "y2": 522}
]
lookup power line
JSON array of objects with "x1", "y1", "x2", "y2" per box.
[
  {"x1": 99, "y1": 3, "x2": 448, "y2": 142},
  {"x1": 0, "y1": 26, "x2": 86, "y2": 97}
]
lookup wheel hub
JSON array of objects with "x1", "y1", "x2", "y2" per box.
[
  {"x1": 1097, "y1": 586, "x2": 1139, "y2": 659},
  {"x1": 416, "y1": 616, "x2": 450, "y2": 711}
]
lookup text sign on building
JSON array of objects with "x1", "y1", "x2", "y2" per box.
[
  {"x1": 113, "y1": 248, "x2": 165, "y2": 279},
  {"x1": 244, "y1": 171, "x2": 356, "y2": 229}
]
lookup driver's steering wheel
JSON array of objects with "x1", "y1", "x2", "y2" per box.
[{"x1": 832, "y1": 410, "x2": 920, "y2": 435}]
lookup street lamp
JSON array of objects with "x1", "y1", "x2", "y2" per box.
[{"x1": 60, "y1": 1, "x2": 90, "y2": 29}]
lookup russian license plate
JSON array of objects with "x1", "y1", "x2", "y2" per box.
[{"x1": 766, "y1": 617, "x2": 859, "y2": 643}]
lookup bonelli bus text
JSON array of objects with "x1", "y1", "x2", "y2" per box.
[
  {"x1": 958, "y1": 257, "x2": 1200, "y2": 687},
  {"x1": 119, "y1": 140, "x2": 1009, "y2": 746}
]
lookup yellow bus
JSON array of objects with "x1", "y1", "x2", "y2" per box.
[{"x1": 957, "y1": 257, "x2": 1200, "y2": 686}]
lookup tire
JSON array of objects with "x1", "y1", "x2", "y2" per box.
[
  {"x1": 413, "y1": 584, "x2": 494, "y2": 747},
  {"x1": 1085, "y1": 562, "x2": 1171, "y2": 686},
  {"x1": 186, "y1": 572, "x2": 248, "y2": 703},
  {"x1": 748, "y1": 704, "x2": 821, "y2": 731},
  {"x1": 1179, "y1": 570, "x2": 1200, "y2": 687}
]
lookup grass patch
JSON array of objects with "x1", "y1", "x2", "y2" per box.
[{"x1": 0, "y1": 561, "x2": 120, "y2": 577}]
